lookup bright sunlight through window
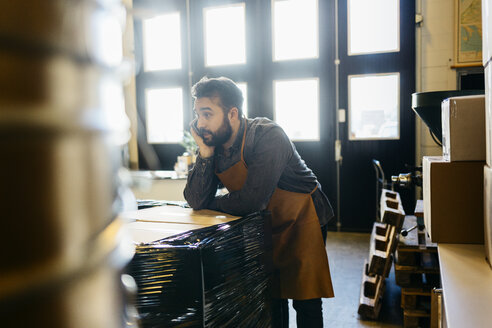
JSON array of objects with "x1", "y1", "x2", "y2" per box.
[
  {"x1": 237, "y1": 82, "x2": 248, "y2": 118},
  {"x1": 99, "y1": 75, "x2": 128, "y2": 145},
  {"x1": 90, "y1": 9, "x2": 123, "y2": 67},
  {"x1": 349, "y1": 73, "x2": 399, "y2": 140},
  {"x1": 273, "y1": 0, "x2": 318, "y2": 61},
  {"x1": 204, "y1": 4, "x2": 246, "y2": 66},
  {"x1": 143, "y1": 13, "x2": 182, "y2": 71},
  {"x1": 146, "y1": 88, "x2": 183, "y2": 143},
  {"x1": 274, "y1": 79, "x2": 319, "y2": 141},
  {"x1": 348, "y1": 0, "x2": 399, "y2": 55}
]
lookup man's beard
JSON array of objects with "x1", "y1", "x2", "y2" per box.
[{"x1": 199, "y1": 115, "x2": 232, "y2": 147}]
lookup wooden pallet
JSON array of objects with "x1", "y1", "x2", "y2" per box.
[
  {"x1": 395, "y1": 208, "x2": 441, "y2": 328},
  {"x1": 380, "y1": 189, "x2": 406, "y2": 230},
  {"x1": 401, "y1": 287, "x2": 431, "y2": 309},
  {"x1": 395, "y1": 216, "x2": 440, "y2": 288},
  {"x1": 403, "y1": 308, "x2": 431, "y2": 328},
  {"x1": 368, "y1": 222, "x2": 397, "y2": 277},
  {"x1": 402, "y1": 287, "x2": 432, "y2": 328},
  {"x1": 359, "y1": 189, "x2": 405, "y2": 320},
  {"x1": 358, "y1": 260, "x2": 386, "y2": 319}
]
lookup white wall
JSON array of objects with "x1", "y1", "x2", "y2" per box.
[{"x1": 416, "y1": 0, "x2": 457, "y2": 164}]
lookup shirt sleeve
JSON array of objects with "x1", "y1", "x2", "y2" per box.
[
  {"x1": 208, "y1": 126, "x2": 293, "y2": 216},
  {"x1": 183, "y1": 154, "x2": 219, "y2": 209}
]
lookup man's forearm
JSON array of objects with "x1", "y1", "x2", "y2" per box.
[{"x1": 183, "y1": 155, "x2": 218, "y2": 209}]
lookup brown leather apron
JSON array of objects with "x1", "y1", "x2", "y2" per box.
[{"x1": 215, "y1": 122, "x2": 334, "y2": 300}]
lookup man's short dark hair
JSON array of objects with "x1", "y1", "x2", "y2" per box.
[{"x1": 191, "y1": 76, "x2": 244, "y2": 117}]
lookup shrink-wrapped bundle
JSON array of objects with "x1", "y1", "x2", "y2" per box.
[{"x1": 126, "y1": 212, "x2": 272, "y2": 328}]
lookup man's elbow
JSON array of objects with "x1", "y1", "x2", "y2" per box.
[
  {"x1": 184, "y1": 190, "x2": 210, "y2": 210},
  {"x1": 234, "y1": 194, "x2": 269, "y2": 216},
  {"x1": 189, "y1": 203, "x2": 207, "y2": 210},
  {"x1": 186, "y1": 198, "x2": 204, "y2": 210}
]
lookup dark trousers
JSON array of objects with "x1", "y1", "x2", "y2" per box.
[{"x1": 271, "y1": 225, "x2": 328, "y2": 328}]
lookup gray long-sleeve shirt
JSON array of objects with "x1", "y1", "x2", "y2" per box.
[{"x1": 184, "y1": 117, "x2": 334, "y2": 226}]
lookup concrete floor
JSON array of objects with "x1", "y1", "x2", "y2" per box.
[{"x1": 287, "y1": 231, "x2": 403, "y2": 328}]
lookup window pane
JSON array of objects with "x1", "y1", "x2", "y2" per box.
[
  {"x1": 99, "y1": 75, "x2": 129, "y2": 145},
  {"x1": 204, "y1": 4, "x2": 246, "y2": 66},
  {"x1": 146, "y1": 88, "x2": 183, "y2": 143},
  {"x1": 274, "y1": 79, "x2": 319, "y2": 141},
  {"x1": 348, "y1": 0, "x2": 399, "y2": 55},
  {"x1": 90, "y1": 9, "x2": 123, "y2": 67},
  {"x1": 143, "y1": 13, "x2": 181, "y2": 71},
  {"x1": 237, "y1": 82, "x2": 248, "y2": 118},
  {"x1": 273, "y1": 0, "x2": 318, "y2": 61},
  {"x1": 349, "y1": 73, "x2": 399, "y2": 140}
]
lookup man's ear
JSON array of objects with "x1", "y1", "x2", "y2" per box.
[{"x1": 228, "y1": 107, "x2": 239, "y2": 121}]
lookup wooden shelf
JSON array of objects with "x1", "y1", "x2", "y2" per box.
[
  {"x1": 438, "y1": 244, "x2": 492, "y2": 328},
  {"x1": 450, "y1": 63, "x2": 484, "y2": 68}
]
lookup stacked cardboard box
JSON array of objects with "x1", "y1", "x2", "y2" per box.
[
  {"x1": 483, "y1": 0, "x2": 492, "y2": 267},
  {"x1": 423, "y1": 95, "x2": 486, "y2": 244}
]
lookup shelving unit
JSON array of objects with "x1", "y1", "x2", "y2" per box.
[{"x1": 438, "y1": 244, "x2": 492, "y2": 328}]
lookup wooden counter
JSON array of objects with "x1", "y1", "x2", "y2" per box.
[
  {"x1": 122, "y1": 205, "x2": 240, "y2": 242},
  {"x1": 438, "y1": 244, "x2": 492, "y2": 328}
]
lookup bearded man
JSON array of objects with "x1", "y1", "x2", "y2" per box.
[{"x1": 184, "y1": 76, "x2": 335, "y2": 328}]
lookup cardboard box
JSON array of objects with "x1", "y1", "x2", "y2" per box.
[
  {"x1": 441, "y1": 95, "x2": 486, "y2": 161},
  {"x1": 484, "y1": 165, "x2": 492, "y2": 268},
  {"x1": 423, "y1": 156, "x2": 484, "y2": 243},
  {"x1": 486, "y1": 65, "x2": 492, "y2": 166}
]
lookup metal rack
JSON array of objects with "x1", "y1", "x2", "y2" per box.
[{"x1": 372, "y1": 159, "x2": 394, "y2": 222}]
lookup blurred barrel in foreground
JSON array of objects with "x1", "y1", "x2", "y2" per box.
[{"x1": 0, "y1": 0, "x2": 135, "y2": 327}]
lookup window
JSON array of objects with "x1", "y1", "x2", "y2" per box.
[
  {"x1": 100, "y1": 75, "x2": 128, "y2": 145},
  {"x1": 236, "y1": 82, "x2": 248, "y2": 117},
  {"x1": 272, "y1": 0, "x2": 318, "y2": 61},
  {"x1": 143, "y1": 13, "x2": 182, "y2": 71},
  {"x1": 133, "y1": 0, "x2": 325, "y2": 169},
  {"x1": 274, "y1": 79, "x2": 319, "y2": 141},
  {"x1": 347, "y1": 0, "x2": 399, "y2": 55},
  {"x1": 146, "y1": 88, "x2": 184, "y2": 143},
  {"x1": 204, "y1": 4, "x2": 246, "y2": 66},
  {"x1": 91, "y1": 9, "x2": 123, "y2": 67},
  {"x1": 348, "y1": 73, "x2": 399, "y2": 140}
]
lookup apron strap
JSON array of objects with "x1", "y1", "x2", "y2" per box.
[
  {"x1": 310, "y1": 184, "x2": 318, "y2": 195},
  {"x1": 239, "y1": 119, "x2": 248, "y2": 167}
]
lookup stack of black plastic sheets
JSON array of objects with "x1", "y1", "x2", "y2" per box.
[{"x1": 126, "y1": 212, "x2": 272, "y2": 327}]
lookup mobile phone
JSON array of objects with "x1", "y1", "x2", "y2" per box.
[{"x1": 191, "y1": 118, "x2": 199, "y2": 134}]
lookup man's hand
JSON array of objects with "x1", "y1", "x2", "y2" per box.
[{"x1": 190, "y1": 119, "x2": 215, "y2": 158}]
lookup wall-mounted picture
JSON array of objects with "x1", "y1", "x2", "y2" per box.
[{"x1": 455, "y1": 0, "x2": 482, "y2": 65}]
